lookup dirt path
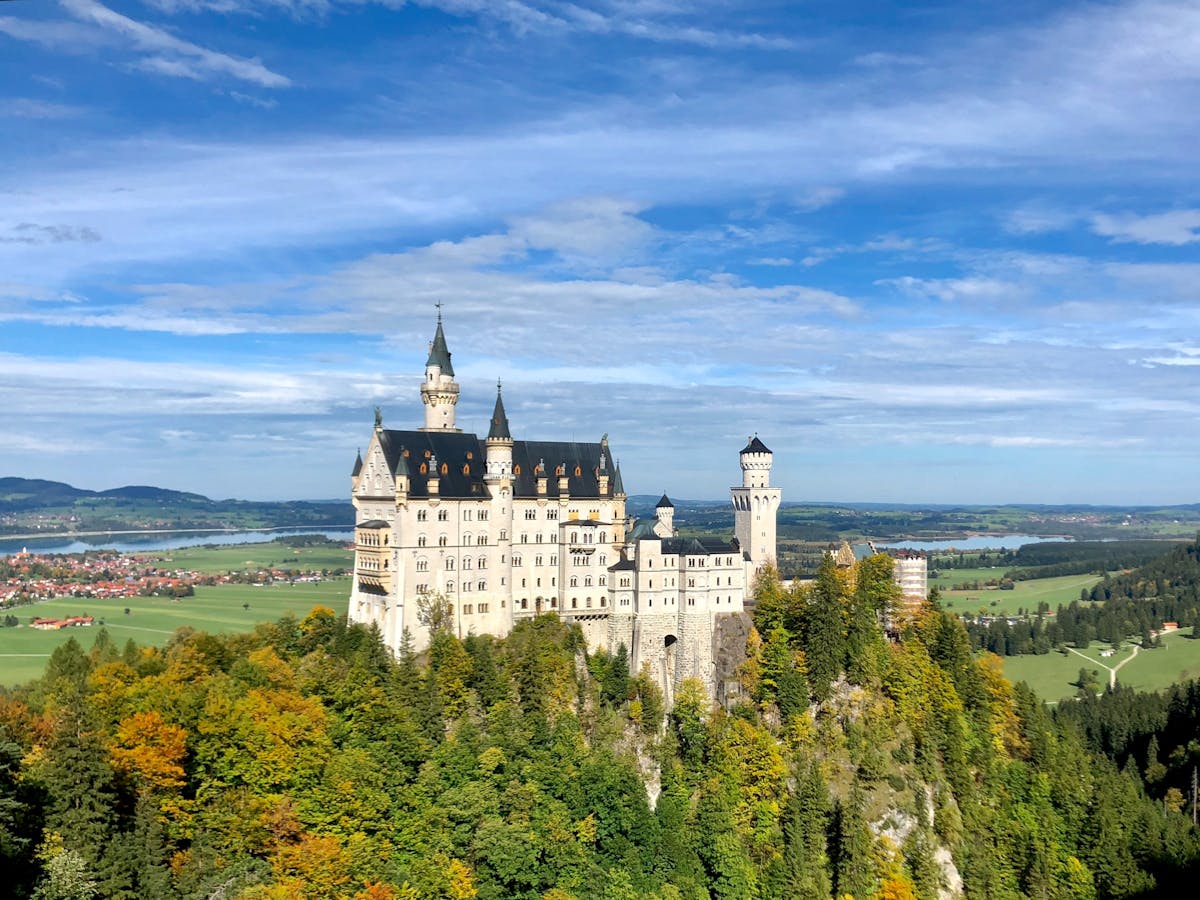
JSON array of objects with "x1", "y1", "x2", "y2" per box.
[{"x1": 1066, "y1": 645, "x2": 1133, "y2": 689}]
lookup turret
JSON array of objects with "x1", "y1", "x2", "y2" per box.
[
  {"x1": 731, "y1": 435, "x2": 781, "y2": 574},
  {"x1": 654, "y1": 494, "x2": 675, "y2": 537},
  {"x1": 485, "y1": 381, "x2": 513, "y2": 480},
  {"x1": 419, "y1": 311, "x2": 461, "y2": 432},
  {"x1": 351, "y1": 448, "x2": 363, "y2": 494}
]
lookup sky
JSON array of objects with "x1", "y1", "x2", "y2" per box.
[{"x1": 1, "y1": 0, "x2": 1199, "y2": 505}]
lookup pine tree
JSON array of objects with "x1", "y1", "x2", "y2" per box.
[
  {"x1": 832, "y1": 782, "x2": 874, "y2": 900},
  {"x1": 804, "y1": 556, "x2": 848, "y2": 702},
  {"x1": 782, "y1": 761, "x2": 833, "y2": 899}
]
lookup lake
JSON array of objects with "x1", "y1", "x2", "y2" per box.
[
  {"x1": 878, "y1": 534, "x2": 1071, "y2": 552},
  {"x1": 0, "y1": 528, "x2": 354, "y2": 556}
]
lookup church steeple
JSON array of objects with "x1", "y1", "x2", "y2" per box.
[
  {"x1": 485, "y1": 380, "x2": 513, "y2": 481},
  {"x1": 419, "y1": 307, "x2": 461, "y2": 432}
]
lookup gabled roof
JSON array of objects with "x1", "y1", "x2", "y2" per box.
[
  {"x1": 487, "y1": 385, "x2": 511, "y2": 440},
  {"x1": 661, "y1": 536, "x2": 739, "y2": 557},
  {"x1": 612, "y1": 461, "x2": 625, "y2": 496},
  {"x1": 740, "y1": 435, "x2": 771, "y2": 455},
  {"x1": 426, "y1": 317, "x2": 454, "y2": 375},
  {"x1": 351, "y1": 449, "x2": 363, "y2": 477},
  {"x1": 378, "y1": 430, "x2": 489, "y2": 500},
  {"x1": 656, "y1": 493, "x2": 674, "y2": 509},
  {"x1": 511, "y1": 440, "x2": 612, "y2": 499}
]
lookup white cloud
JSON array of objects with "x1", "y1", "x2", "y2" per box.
[
  {"x1": 0, "y1": 0, "x2": 291, "y2": 88},
  {"x1": 1092, "y1": 209, "x2": 1200, "y2": 245}
]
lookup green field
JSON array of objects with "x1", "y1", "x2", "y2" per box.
[
  {"x1": 941, "y1": 573, "x2": 1103, "y2": 616},
  {"x1": 930, "y1": 567, "x2": 1009, "y2": 589},
  {"x1": 154, "y1": 540, "x2": 353, "y2": 573},
  {"x1": 1001, "y1": 628, "x2": 1200, "y2": 702},
  {"x1": 0, "y1": 578, "x2": 351, "y2": 686}
]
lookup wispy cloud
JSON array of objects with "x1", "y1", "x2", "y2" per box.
[
  {"x1": 1092, "y1": 209, "x2": 1200, "y2": 245},
  {"x1": 0, "y1": 0, "x2": 290, "y2": 87}
]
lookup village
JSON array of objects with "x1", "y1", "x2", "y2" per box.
[{"x1": 0, "y1": 547, "x2": 329, "y2": 617}]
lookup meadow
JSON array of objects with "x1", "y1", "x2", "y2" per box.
[
  {"x1": 1001, "y1": 627, "x2": 1200, "y2": 702},
  {"x1": 0, "y1": 578, "x2": 350, "y2": 686},
  {"x1": 155, "y1": 539, "x2": 353, "y2": 573},
  {"x1": 939, "y1": 573, "x2": 1103, "y2": 616}
]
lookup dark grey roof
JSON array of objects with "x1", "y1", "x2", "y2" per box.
[
  {"x1": 351, "y1": 450, "x2": 363, "y2": 477},
  {"x1": 377, "y1": 431, "x2": 617, "y2": 500},
  {"x1": 661, "y1": 536, "x2": 739, "y2": 556},
  {"x1": 426, "y1": 318, "x2": 454, "y2": 375},
  {"x1": 740, "y1": 435, "x2": 771, "y2": 455},
  {"x1": 612, "y1": 462, "x2": 625, "y2": 496},
  {"x1": 357, "y1": 519, "x2": 388, "y2": 529},
  {"x1": 487, "y1": 386, "x2": 511, "y2": 440},
  {"x1": 609, "y1": 556, "x2": 637, "y2": 571},
  {"x1": 511, "y1": 440, "x2": 612, "y2": 499},
  {"x1": 378, "y1": 430, "x2": 489, "y2": 499},
  {"x1": 656, "y1": 493, "x2": 673, "y2": 509}
]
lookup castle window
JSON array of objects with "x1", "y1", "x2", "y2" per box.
[
  {"x1": 556, "y1": 465, "x2": 564, "y2": 476},
  {"x1": 438, "y1": 535, "x2": 447, "y2": 547},
  {"x1": 571, "y1": 599, "x2": 577, "y2": 609},
  {"x1": 438, "y1": 509, "x2": 448, "y2": 521},
  {"x1": 462, "y1": 464, "x2": 470, "y2": 475},
  {"x1": 547, "y1": 509, "x2": 558, "y2": 520},
  {"x1": 584, "y1": 576, "x2": 592, "y2": 587},
  {"x1": 418, "y1": 536, "x2": 427, "y2": 548},
  {"x1": 536, "y1": 578, "x2": 541, "y2": 587},
  {"x1": 441, "y1": 463, "x2": 449, "y2": 475},
  {"x1": 599, "y1": 576, "x2": 606, "y2": 586},
  {"x1": 417, "y1": 558, "x2": 428, "y2": 572},
  {"x1": 570, "y1": 576, "x2": 578, "y2": 588},
  {"x1": 419, "y1": 463, "x2": 427, "y2": 474},
  {"x1": 463, "y1": 581, "x2": 471, "y2": 592},
  {"x1": 478, "y1": 535, "x2": 487, "y2": 545},
  {"x1": 525, "y1": 509, "x2": 536, "y2": 520},
  {"x1": 514, "y1": 555, "x2": 522, "y2": 567},
  {"x1": 514, "y1": 464, "x2": 521, "y2": 475},
  {"x1": 600, "y1": 532, "x2": 607, "y2": 544},
  {"x1": 478, "y1": 581, "x2": 486, "y2": 592},
  {"x1": 570, "y1": 532, "x2": 577, "y2": 543},
  {"x1": 464, "y1": 603, "x2": 472, "y2": 614},
  {"x1": 574, "y1": 465, "x2": 581, "y2": 476},
  {"x1": 466, "y1": 451, "x2": 473, "y2": 460},
  {"x1": 463, "y1": 509, "x2": 472, "y2": 521},
  {"x1": 462, "y1": 557, "x2": 472, "y2": 570},
  {"x1": 445, "y1": 557, "x2": 454, "y2": 570},
  {"x1": 550, "y1": 599, "x2": 557, "y2": 608},
  {"x1": 535, "y1": 533, "x2": 543, "y2": 543},
  {"x1": 520, "y1": 534, "x2": 528, "y2": 543},
  {"x1": 551, "y1": 577, "x2": 555, "y2": 586},
  {"x1": 586, "y1": 597, "x2": 592, "y2": 608},
  {"x1": 446, "y1": 581, "x2": 455, "y2": 592},
  {"x1": 499, "y1": 530, "x2": 507, "y2": 541},
  {"x1": 600, "y1": 597, "x2": 606, "y2": 607},
  {"x1": 424, "y1": 449, "x2": 431, "y2": 458},
  {"x1": 463, "y1": 533, "x2": 472, "y2": 546},
  {"x1": 478, "y1": 602, "x2": 488, "y2": 613},
  {"x1": 550, "y1": 555, "x2": 557, "y2": 565},
  {"x1": 535, "y1": 555, "x2": 543, "y2": 566},
  {"x1": 417, "y1": 510, "x2": 427, "y2": 521},
  {"x1": 478, "y1": 557, "x2": 487, "y2": 569},
  {"x1": 521, "y1": 577, "x2": 526, "y2": 587},
  {"x1": 479, "y1": 510, "x2": 488, "y2": 521},
  {"x1": 621, "y1": 577, "x2": 630, "y2": 587},
  {"x1": 599, "y1": 555, "x2": 606, "y2": 566},
  {"x1": 521, "y1": 598, "x2": 528, "y2": 609},
  {"x1": 417, "y1": 583, "x2": 428, "y2": 593}
]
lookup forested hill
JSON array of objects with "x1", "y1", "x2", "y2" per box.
[
  {"x1": 3, "y1": 555, "x2": 1199, "y2": 899},
  {"x1": 0, "y1": 477, "x2": 352, "y2": 535}
]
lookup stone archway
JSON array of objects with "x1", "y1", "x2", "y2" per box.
[{"x1": 663, "y1": 634, "x2": 678, "y2": 706}]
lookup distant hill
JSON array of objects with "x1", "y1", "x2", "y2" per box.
[{"x1": 0, "y1": 477, "x2": 353, "y2": 536}]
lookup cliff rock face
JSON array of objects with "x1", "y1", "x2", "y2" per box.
[{"x1": 712, "y1": 611, "x2": 753, "y2": 706}]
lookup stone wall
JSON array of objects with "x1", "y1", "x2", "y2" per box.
[{"x1": 711, "y1": 611, "x2": 753, "y2": 707}]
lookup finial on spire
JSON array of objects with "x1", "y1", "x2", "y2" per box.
[
  {"x1": 374, "y1": 406, "x2": 382, "y2": 428},
  {"x1": 435, "y1": 300, "x2": 443, "y2": 322}
]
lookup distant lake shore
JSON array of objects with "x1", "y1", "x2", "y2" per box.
[{"x1": 0, "y1": 527, "x2": 354, "y2": 556}]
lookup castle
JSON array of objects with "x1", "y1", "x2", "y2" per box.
[{"x1": 347, "y1": 315, "x2": 781, "y2": 700}]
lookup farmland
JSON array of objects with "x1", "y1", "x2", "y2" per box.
[
  {"x1": 1001, "y1": 627, "x2": 1200, "y2": 702},
  {"x1": 0, "y1": 577, "x2": 350, "y2": 686},
  {"x1": 154, "y1": 539, "x2": 353, "y2": 573},
  {"x1": 939, "y1": 572, "x2": 1105, "y2": 617}
]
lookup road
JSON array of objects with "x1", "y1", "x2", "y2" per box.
[{"x1": 1066, "y1": 643, "x2": 1140, "y2": 689}]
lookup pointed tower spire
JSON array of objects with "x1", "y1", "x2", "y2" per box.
[
  {"x1": 488, "y1": 379, "x2": 511, "y2": 440},
  {"x1": 351, "y1": 448, "x2": 363, "y2": 477},
  {"x1": 425, "y1": 307, "x2": 455, "y2": 376},
  {"x1": 420, "y1": 306, "x2": 461, "y2": 432}
]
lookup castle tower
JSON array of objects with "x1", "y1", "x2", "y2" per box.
[
  {"x1": 419, "y1": 311, "x2": 461, "y2": 432},
  {"x1": 731, "y1": 435, "x2": 781, "y2": 573},
  {"x1": 485, "y1": 382, "x2": 513, "y2": 479},
  {"x1": 654, "y1": 494, "x2": 675, "y2": 537}
]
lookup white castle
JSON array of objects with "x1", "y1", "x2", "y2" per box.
[{"x1": 347, "y1": 315, "x2": 781, "y2": 699}]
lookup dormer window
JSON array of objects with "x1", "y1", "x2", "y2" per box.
[
  {"x1": 419, "y1": 463, "x2": 428, "y2": 474},
  {"x1": 441, "y1": 463, "x2": 449, "y2": 475},
  {"x1": 514, "y1": 464, "x2": 522, "y2": 475}
]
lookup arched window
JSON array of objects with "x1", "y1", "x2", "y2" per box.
[
  {"x1": 478, "y1": 557, "x2": 487, "y2": 569},
  {"x1": 462, "y1": 557, "x2": 472, "y2": 570},
  {"x1": 570, "y1": 576, "x2": 578, "y2": 587},
  {"x1": 584, "y1": 576, "x2": 592, "y2": 587},
  {"x1": 438, "y1": 509, "x2": 448, "y2": 521},
  {"x1": 445, "y1": 558, "x2": 455, "y2": 570},
  {"x1": 417, "y1": 535, "x2": 427, "y2": 547},
  {"x1": 462, "y1": 464, "x2": 470, "y2": 475},
  {"x1": 446, "y1": 581, "x2": 455, "y2": 592},
  {"x1": 438, "y1": 535, "x2": 447, "y2": 547},
  {"x1": 416, "y1": 558, "x2": 428, "y2": 572},
  {"x1": 417, "y1": 510, "x2": 427, "y2": 521},
  {"x1": 441, "y1": 463, "x2": 449, "y2": 475},
  {"x1": 419, "y1": 463, "x2": 427, "y2": 474}
]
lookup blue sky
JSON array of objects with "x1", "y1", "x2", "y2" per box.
[{"x1": 2, "y1": 0, "x2": 1198, "y2": 504}]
